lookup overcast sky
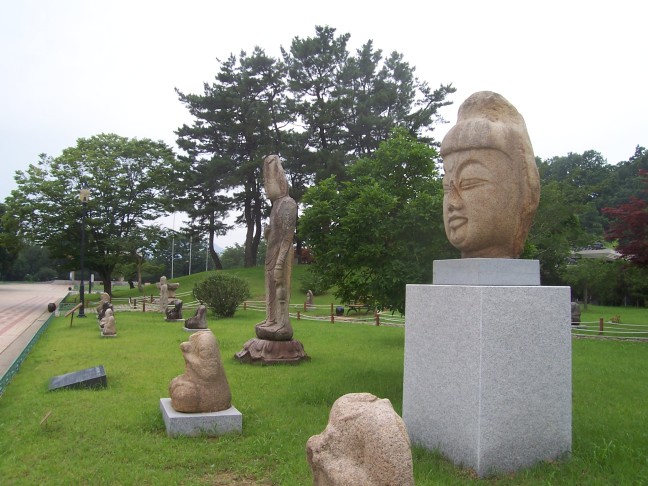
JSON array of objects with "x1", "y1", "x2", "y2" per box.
[{"x1": 2, "y1": 1, "x2": 646, "y2": 247}]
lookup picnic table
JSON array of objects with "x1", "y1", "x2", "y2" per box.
[{"x1": 346, "y1": 302, "x2": 372, "y2": 315}]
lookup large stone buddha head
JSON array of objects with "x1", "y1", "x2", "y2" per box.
[{"x1": 440, "y1": 91, "x2": 540, "y2": 259}]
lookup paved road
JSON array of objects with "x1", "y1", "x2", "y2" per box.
[{"x1": 0, "y1": 282, "x2": 70, "y2": 380}]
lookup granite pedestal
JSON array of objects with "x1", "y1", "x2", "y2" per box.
[
  {"x1": 403, "y1": 259, "x2": 571, "y2": 477},
  {"x1": 159, "y1": 398, "x2": 242, "y2": 437}
]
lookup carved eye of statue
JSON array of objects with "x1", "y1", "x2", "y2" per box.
[{"x1": 458, "y1": 178, "x2": 489, "y2": 190}]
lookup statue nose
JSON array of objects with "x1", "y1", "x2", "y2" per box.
[{"x1": 445, "y1": 181, "x2": 463, "y2": 210}]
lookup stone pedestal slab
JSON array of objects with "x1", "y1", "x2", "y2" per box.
[
  {"x1": 433, "y1": 258, "x2": 540, "y2": 286},
  {"x1": 159, "y1": 398, "x2": 242, "y2": 437},
  {"x1": 403, "y1": 283, "x2": 571, "y2": 476},
  {"x1": 234, "y1": 338, "x2": 309, "y2": 365}
]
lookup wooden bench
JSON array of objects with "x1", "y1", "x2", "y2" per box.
[{"x1": 346, "y1": 302, "x2": 372, "y2": 315}]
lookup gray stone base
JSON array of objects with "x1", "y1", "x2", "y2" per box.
[
  {"x1": 183, "y1": 327, "x2": 210, "y2": 332},
  {"x1": 164, "y1": 319, "x2": 185, "y2": 322},
  {"x1": 100, "y1": 333, "x2": 117, "y2": 338},
  {"x1": 159, "y1": 398, "x2": 242, "y2": 437},
  {"x1": 234, "y1": 338, "x2": 309, "y2": 365},
  {"x1": 403, "y1": 282, "x2": 571, "y2": 477},
  {"x1": 433, "y1": 258, "x2": 540, "y2": 286}
]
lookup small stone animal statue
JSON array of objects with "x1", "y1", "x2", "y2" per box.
[
  {"x1": 165, "y1": 299, "x2": 183, "y2": 321},
  {"x1": 185, "y1": 305, "x2": 208, "y2": 330},
  {"x1": 101, "y1": 308, "x2": 117, "y2": 336},
  {"x1": 169, "y1": 331, "x2": 231, "y2": 413}
]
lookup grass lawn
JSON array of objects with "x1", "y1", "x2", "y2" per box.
[{"x1": 0, "y1": 268, "x2": 647, "y2": 484}]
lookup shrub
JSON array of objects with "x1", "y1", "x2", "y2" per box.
[
  {"x1": 299, "y1": 267, "x2": 330, "y2": 296},
  {"x1": 193, "y1": 273, "x2": 251, "y2": 318}
]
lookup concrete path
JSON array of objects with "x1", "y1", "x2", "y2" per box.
[{"x1": 0, "y1": 282, "x2": 70, "y2": 380}]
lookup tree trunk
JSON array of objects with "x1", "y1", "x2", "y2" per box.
[
  {"x1": 136, "y1": 254, "x2": 143, "y2": 292},
  {"x1": 99, "y1": 269, "x2": 113, "y2": 296},
  {"x1": 243, "y1": 175, "x2": 262, "y2": 268},
  {"x1": 208, "y1": 226, "x2": 223, "y2": 270}
]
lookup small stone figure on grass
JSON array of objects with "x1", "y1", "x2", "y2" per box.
[
  {"x1": 185, "y1": 305, "x2": 208, "y2": 330},
  {"x1": 571, "y1": 302, "x2": 581, "y2": 325},
  {"x1": 307, "y1": 393, "x2": 414, "y2": 486},
  {"x1": 101, "y1": 308, "x2": 116, "y2": 336},
  {"x1": 169, "y1": 331, "x2": 231, "y2": 413},
  {"x1": 157, "y1": 276, "x2": 180, "y2": 313},
  {"x1": 305, "y1": 289, "x2": 315, "y2": 310},
  {"x1": 165, "y1": 299, "x2": 183, "y2": 321}
]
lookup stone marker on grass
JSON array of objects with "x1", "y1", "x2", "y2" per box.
[{"x1": 49, "y1": 365, "x2": 107, "y2": 391}]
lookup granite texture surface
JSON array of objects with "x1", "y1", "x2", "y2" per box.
[
  {"x1": 403, "y1": 284, "x2": 571, "y2": 476},
  {"x1": 433, "y1": 258, "x2": 540, "y2": 286},
  {"x1": 160, "y1": 398, "x2": 242, "y2": 437}
]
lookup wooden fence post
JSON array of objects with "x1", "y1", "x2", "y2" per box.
[
  {"x1": 243, "y1": 301, "x2": 247, "y2": 311},
  {"x1": 599, "y1": 317, "x2": 604, "y2": 336},
  {"x1": 143, "y1": 299, "x2": 146, "y2": 312},
  {"x1": 297, "y1": 310, "x2": 301, "y2": 320},
  {"x1": 375, "y1": 312, "x2": 380, "y2": 326}
]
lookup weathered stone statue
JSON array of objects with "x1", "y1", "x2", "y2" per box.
[
  {"x1": 185, "y1": 305, "x2": 208, "y2": 330},
  {"x1": 97, "y1": 301, "x2": 114, "y2": 326},
  {"x1": 307, "y1": 393, "x2": 414, "y2": 486},
  {"x1": 305, "y1": 289, "x2": 314, "y2": 309},
  {"x1": 571, "y1": 302, "x2": 581, "y2": 325},
  {"x1": 157, "y1": 276, "x2": 169, "y2": 313},
  {"x1": 96, "y1": 292, "x2": 110, "y2": 315},
  {"x1": 157, "y1": 276, "x2": 180, "y2": 313},
  {"x1": 101, "y1": 308, "x2": 116, "y2": 336},
  {"x1": 169, "y1": 331, "x2": 232, "y2": 413},
  {"x1": 235, "y1": 155, "x2": 308, "y2": 364},
  {"x1": 440, "y1": 91, "x2": 540, "y2": 259},
  {"x1": 165, "y1": 299, "x2": 183, "y2": 321},
  {"x1": 255, "y1": 155, "x2": 298, "y2": 341}
]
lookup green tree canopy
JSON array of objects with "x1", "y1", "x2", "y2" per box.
[
  {"x1": 4, "y1": 134, "x2": 180, "y2": 294},
  {"x1": 176, "y1": 47, "x2": 288, "y2": 267},
  {"x1": 299, "y1": 128, "x2": 454, "y2": 314}
]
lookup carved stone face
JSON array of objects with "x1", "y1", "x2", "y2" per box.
[
  {"x1": 443, "y1": 148, "x2": 521, "y2": 258},
  {"x1": 440, "y1": 91, "x2": 540, "y2": 259}
]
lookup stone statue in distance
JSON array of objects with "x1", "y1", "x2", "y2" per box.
[
  {"x1": 101, "y1": 308, "x2": 116, "y2": 336},
  {"x1": 185, "y1": 305, "x2": 208, "y2": 330},
  {"x1": 440, "y1": 91, "x2": 540, "y2": 259}
]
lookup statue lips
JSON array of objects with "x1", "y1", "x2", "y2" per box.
[{"x1": 447, "y1": 215, "x2": 468, "y2": 231}]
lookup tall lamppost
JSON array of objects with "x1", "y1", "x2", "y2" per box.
[{"x1": 78, "y1": 184, "x2": 90, "y2": 318}]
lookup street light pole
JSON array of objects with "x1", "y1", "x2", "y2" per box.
[{"x1": 78, "y1": 184, "x2": 90, "y2": 318}]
